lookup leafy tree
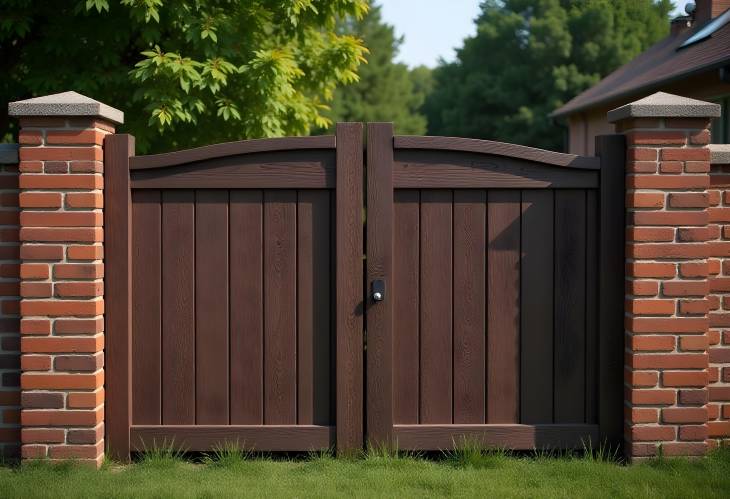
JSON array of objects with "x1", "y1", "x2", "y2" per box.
[
  {"x1": 423, "y1": 0, "x2": 673, "y2": 150},
  {"x1": 325, "y1": 3, "x2": 431, "y2": 135},
  {"x1": 1, "y1": 0, "x2": 368, "y2": 152}
]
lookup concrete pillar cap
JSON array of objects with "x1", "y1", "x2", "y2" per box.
[
  {"x1": 8, "y1": 91, "x2": 124, "y2": 124},
  {"x1": 607, "y1": 92, "x2": 720, "y2": 123}
]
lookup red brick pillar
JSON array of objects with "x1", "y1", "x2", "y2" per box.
[
  {"x1": 610, "y1": 92, "x2": 721, "y2": 459},
  {"x1": 9, "y1": 92, "x2": 123, "y2": 466}
]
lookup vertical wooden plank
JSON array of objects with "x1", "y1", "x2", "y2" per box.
[
  {"x1": 585, "y1": 190, "x2": 599, "y2": 425},
  {"x1": 393, "y1": 190, "x2": 419, "y2": 424},
  {"x1": 419, "y1": 190, "x2": 453, "y2": 424},
  {"x1": 453, "y1": 190, "x2": 486, "y2": 424},
  {"x1": 229, "y1": 190, "x2": 263, "y2": 424},
  {"x1": 520, "y1": 190, "x2": 554, "y2": 424},
  {"x1": 161, "y1": 190, "x2": 196, "y2": 425},
  {"x1": 596, "y1": 135, "x2": 626, "y2": 447},
  {"x1": 487, "y1": 190, "x2": 520, "y2": 424},
  {"x1": 195, "y1": 190, "x2": 229, "y2": 424},
  {"x1": 336, "y1": 123, "x2": 364, "y2": 453},
  {"x1": 297, "y1": 190, "x2": 331, "y2": 426},
  {"x1": 131, "y1": 190, "x2": 161, "y2": 425},
  {"x1": 104, "y1": 134, "x2": 134, "y2": 461},
  {"x1": 554, "y1": 189, "x2": 587, "y2": 424},
  {"x1": 366, "y1": 123, "x2": 393, "y2": 447},
  {"x1": 264, "y1": 190, "x2": 297, "y2": 425}
]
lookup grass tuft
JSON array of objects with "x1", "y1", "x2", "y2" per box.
[
  {"x1": 444, "y1": 436, "x2": 510, "y2": 469},
  {"x1": 136, "y1": 438, "x2": 186, "y2": 468},
  {"x1": 202, "y1": 440, "x2": 251, "y2": 468}
]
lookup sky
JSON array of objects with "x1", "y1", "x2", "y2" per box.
[{"x1": 379, "y1": 0, "x2": 696, "y2": 68}]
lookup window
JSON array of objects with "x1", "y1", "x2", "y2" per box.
[{"x1": 711, "y1": 97, "x2": 730, "y2": 144}]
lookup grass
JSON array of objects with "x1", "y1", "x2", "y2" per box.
[{"x1": 0, "y1": 445, "x2": 729, "y2": 498}]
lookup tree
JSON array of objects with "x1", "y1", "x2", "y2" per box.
[
  {"x1": 423, "y1": 0, "x2": 673, "y2": 150},
  {"x1": 1, "y1": 0, "x2": 368, "y2": 152},
  {"x1": 325, "y1": 3, "x2": 431, "y2": 135}
]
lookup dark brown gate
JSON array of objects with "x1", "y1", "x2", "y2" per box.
[
  {"x1": 365, "y1": 124, "x2": 625, "y2": 451},
  {"x1": 105, "y1": 125, "x2": 364, "y2": 459},
  {"x1": 105, "y1": 123, "x2": 624, "y2": 459}
]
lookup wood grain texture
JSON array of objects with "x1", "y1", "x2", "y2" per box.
[
  {"x1": 554, "y1": 190, "x2": 587, "y2": 424},
  {"x1": 335, "y1": 123, "x2": 364, "y2": 453},
  {"x1": 297, "y1": 190, "x2": 331, "y2": 426},
  {"x1": 366, "y1": 123, "x2": 394, "y2": 446},
  {"x1": 419, "y1": 190, "x2": 453, "y2": 424},
  {"x1": 394, "y1": 136, "x2": 600, "y2": 170},
  {"x1": 104, "y1": 134, "x2": 134, "y2": 461},
  {"x1": 520, "y1": 190, "x2": 554, "y2": 424},
  {"x1": 132, "y1": 190, "x2": 162, "y2": 426},
  {"x1": 195, "y1": 190, "x2": 229, "y2": 424},
  {"x1": 392, "y1": 424, "x2": 599, "y2": 450},
  {"x1": 393, "y1": 190, "x2": 420, "y2": 425},
  {"x1": 487, "y1": 190, "x2": 520, "y2": 424},
  {"x1": 161, "y1": 190, "x2": 196, "y2": 425},
  {"x1": 453, "y1": 190, "x2": 486, "y2": 424},
  {"x1": 229, "y1": 191, "x2": 264, "y2": 424},
  {"x1": 585, "y1": 190, "x2": 599, "y2": 425},
  {"x1": 131, "y1": 151, "x2": 335, "y2": 189},
  {"x1": 130, "y1": 135, "x2": 335, "y2": 170},
  {"x1": 131, "y1": 425, "x2": 334, "y2": 451},
  {"x1": 264, "y1": 190, "x2": 297, "y2": 425},
  {"x1": 392, "y1": 150, "x2": 598, "y2": 189},
  {"x1": 596, "y1": 135, "x2": 626, "y2": 447}
]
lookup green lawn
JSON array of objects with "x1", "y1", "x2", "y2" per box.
[{"x1": 1, "y1": 447, "x2": 729, "y2": 498}]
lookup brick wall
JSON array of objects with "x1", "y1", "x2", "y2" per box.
[
  {"x1": 708, "y1": 161, "x2": 730, "y2": 445},
  {"x1": 0, "y1": 145, "x2": 20, "y2": 460},
  {"x1": 16, "y1": 118, "x2": 112, "y2": 466},
  {"x1": 617, "y1": 116, "x2": 713, "y2": 459}
]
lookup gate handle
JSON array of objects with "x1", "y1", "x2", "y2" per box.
[{"x1": 372, "y1": 279, "x2": 385, "y2": 302}]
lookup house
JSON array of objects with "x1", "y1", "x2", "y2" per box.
[{"x1": 552, "y1": 0, "x2": 730, "y2": 155}]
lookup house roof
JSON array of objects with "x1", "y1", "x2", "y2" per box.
[{"x1": 552, "y1": 14, "x2": 730, "y2": 118}]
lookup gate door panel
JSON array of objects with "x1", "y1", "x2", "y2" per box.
[
  {"x1": 365, "y1": 124, "x2": 624, "y2": 451},
  {"x1": 106, "y1": 126, "x2": 364, "y2": 459}
]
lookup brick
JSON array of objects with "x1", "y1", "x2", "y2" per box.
[
  {"x1": 20, "y1": 211, "x2": 102, "y2": 228},
  {"x1": 677, "y1": 227, "x2": 709, "y2": 242},
  {"x1": 54, "y1": 317, "x2": 104, "y2": 335},
  {"x1": 678, "y1": 262, "x2": 708, "y2": 278},
  {"x1": 18, "y1": 161, "x2": 42, "y2": 173},
  {"x1": 53, "y1": 263, "x2": 103, "y2": 279},
  {"x1": 67, "y1": 389, "x2": 103, "y2": 409},
  {"x1": 661, "y1": 371, "x2": 708, "y2": 387},
  {"x1": 65, "y1": 192, "x2": 103, "y2": 209},
  {"x1": 661, "y1": 148, "x2": 711, "y2": 161},
  {"x1": 45, "y1": 130, "x2": 105, "y2": 145},
  {"x1": 21, "y1": 371, "x2": 103, "y2": 391},
  {"x1": 709, "y1": 386, "x2": 730, "y2": 401},
  {"x1": 628, "y1": 148, "x2": 657, "y2": 161},
  {"x1": 678, "y1": 425, "x2": 708, "y2": 441},
  {"x1": 18, "y1": 192, "x2": 62, "y2": 208},
  {"x1": 20, "y1": 319, "x2": 51, "y2": 335},
  {"x1": 22, "y1": 444, "x2": 47, "y2": 458},
  {"x1": 70, "y1": 161, "x2": 103, "y2": 173},
  {"x1": 626, "y1": 131, "x2": 686, "y2": 145},
  {"x1": 627, "y1": 161, "x2": 658, "y2": 173},
  {"x1": 709, "y1": 347, "x2": 730, "y2": 363},
  {"x1": 54, "y1": 281, "x2": 103, "y2": 298},
  {"x1": 710, "y1": 242, "x2": 730, "y2": 257},
  {"x1": 659, "y1": 161, "x2": 683, "y2": 173},
  {"x1": 20, "y1": 299, "x2": 103, "y2": 317},
  {"x1": 665, "y1": 119, "x2": 710, "y2": 130},
  {"x1": 678, "y1": 389, "x2": 708, "y2": 405},
  {"x1": 628, "y1": 389, "x2": 675, "y2": 405},
  {"x1": 631, "y1": 425, "x2": 675, "y2": 441},
  {"x1": 627, "y1": 175, "x2": 709, "y2": 190},
  {"x1": 709, "y1": 207, "x2": 730, "y2": 223},
  {"x1": 627, "y1": 300, "x2": 675, "y2": 316},
  {"x1": 708, "y1": 421, "x2": 730, "y2": 438},
  {"x1": 54, "y1": 353, "x2": 103, "y2": 372},
  {"x1": 43, "y1": 161, "x2": 68, "y2": 174},
  {"x1": 626, "y1": 192, "x2": 664, "y2": 208},
  {"x1": 710, "y1": 278, "x2": 730, "y2": 292},
  {"x1": 626, "y1": 227, "x2": 674, "y2": 242},
  {"x1": 19, "y1": 147, "x2": 102, "y2": 162},
  {"x1": 662, "y1": 407, "x2": 707, "y2": 423},
  {"x1": 630, "y1": 443, "x2": 657, "y2": 457},
  {"x1": 689, "y1": 130, "x2": 710, "y2": 145},
  {"x1": 631, "y1": 335, "x2": 675, "y2": 351},
  {"x1": 629, "y1": 353, "x2": 708, "y2": 369},
  {"x1": 67, "y1": 245, "x2": 103, "y2": 261},
  {"x1": 21, "y1": 392, "x2": 64, "y2": 409},
  {"x1": 710, "y1": 312, "x2": 730, "y2": 327},
  {"x1": 18, "y1": 174, "x2": 102, "y2": 190},
  {"x1": 626, "y1": 263, "x2": 675, "y2": 278},
  {"x1": 667, "y1": 192, "x2": 709, "y2": 208},
  {"x1": 19, "y1": 131, "x2": 43, "y2": 145},
  {"x1": 20, "y1": 245, "x2": 64, "y2": 261},
  {"x1": 630, "y1": 211, "x2": 708, "y2": 227},
  {"x1": 49, "y1": 441, "x2": 104, "y2": 460},
  {"x1": 627, "y1": 243, "x2": 707, "y2": 259},
  {"x1": 21, "y1": 428, "x2": 65, "y2": 444},
  {"x1": 67, "y1": 424, "x2": 103, "y2": 444},
  {"x1": 21, "y1": 335, "x2": 103, "y2": 354},
  {"x1": 20, "y1": 263, "x2": 48, "y2": 280},
  {"x1": 627, "y1": 317, "x2": 707, "y2": 333},
  {"x1": 662, "y1": 281, "x2": 708, "y2": 297},
  {"x1": 629, "y1": 407, "x2": 658, "y2": 423},
  {"x1": 22, "y1": 408, "x2": 103, "y2": 427},
  {"x1": 679, "y1": 334, "x2": 708, "y2": 350},
  {"x1": 685, "y1": 161, "x2": 710, "y2": 173},
  {"x1": 626, "y1": 370, "x2": 659, "y2": 387},
  {"x1": 20, "y1": 354, "x2": 52, "y2": 371},
  {"x1": 20, "y1": 227, "x2": 103, "y2": 243},
  {"x1": 627, "y1": 280, "x2": 660, "y2": 296}
]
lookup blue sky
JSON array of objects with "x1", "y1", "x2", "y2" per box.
[{"x1": 379, "y1": 0, "x2": 695, "y2": 68}]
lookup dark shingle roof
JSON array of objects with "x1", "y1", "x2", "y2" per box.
[{"x1": 552, "y1": 15, "x2": 730, "y2": 118}]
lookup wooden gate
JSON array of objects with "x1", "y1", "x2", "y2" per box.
[
  {"x1": 104, "y1": 124, "x2": 364, "y2": 459},
  {"x1": 365, "y1": 124, "x2": 625, "y2": 450},
  {"x1": 104, "y1": 123, "x2": 625, "y2": 458}
]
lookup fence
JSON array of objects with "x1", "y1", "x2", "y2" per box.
[{"x1": 4, "y1": 91, "x2": 729, "y2": 465}]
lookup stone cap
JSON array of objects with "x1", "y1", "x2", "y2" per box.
[
  {"x1": 711, "y1": 144, "x2": 730, "y2": 165},
  {"x1": 8, "y1": 91, "x2": 124, "y2": 124},
  {"x1": 607, "y1": 92, "x2": 721, "y2": 123}
]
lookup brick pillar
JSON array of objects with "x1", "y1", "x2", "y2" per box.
[
  {"x1": 609, "y1": 92, "x2": 721, "y2": 459},
  {"x1": 8, "y1": 92, "x2": 123, "y2": 466}
]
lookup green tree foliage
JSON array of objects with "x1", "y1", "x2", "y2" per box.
[
  {"x1": 423, "y1": 0, "x2": 673, "y2": 150},
  {"x1": 326, "y1": 3, "x2": 431, "y2": 135},
  {"x1": 1, "y1": 0, "x2": 369, "y2": 152}
]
